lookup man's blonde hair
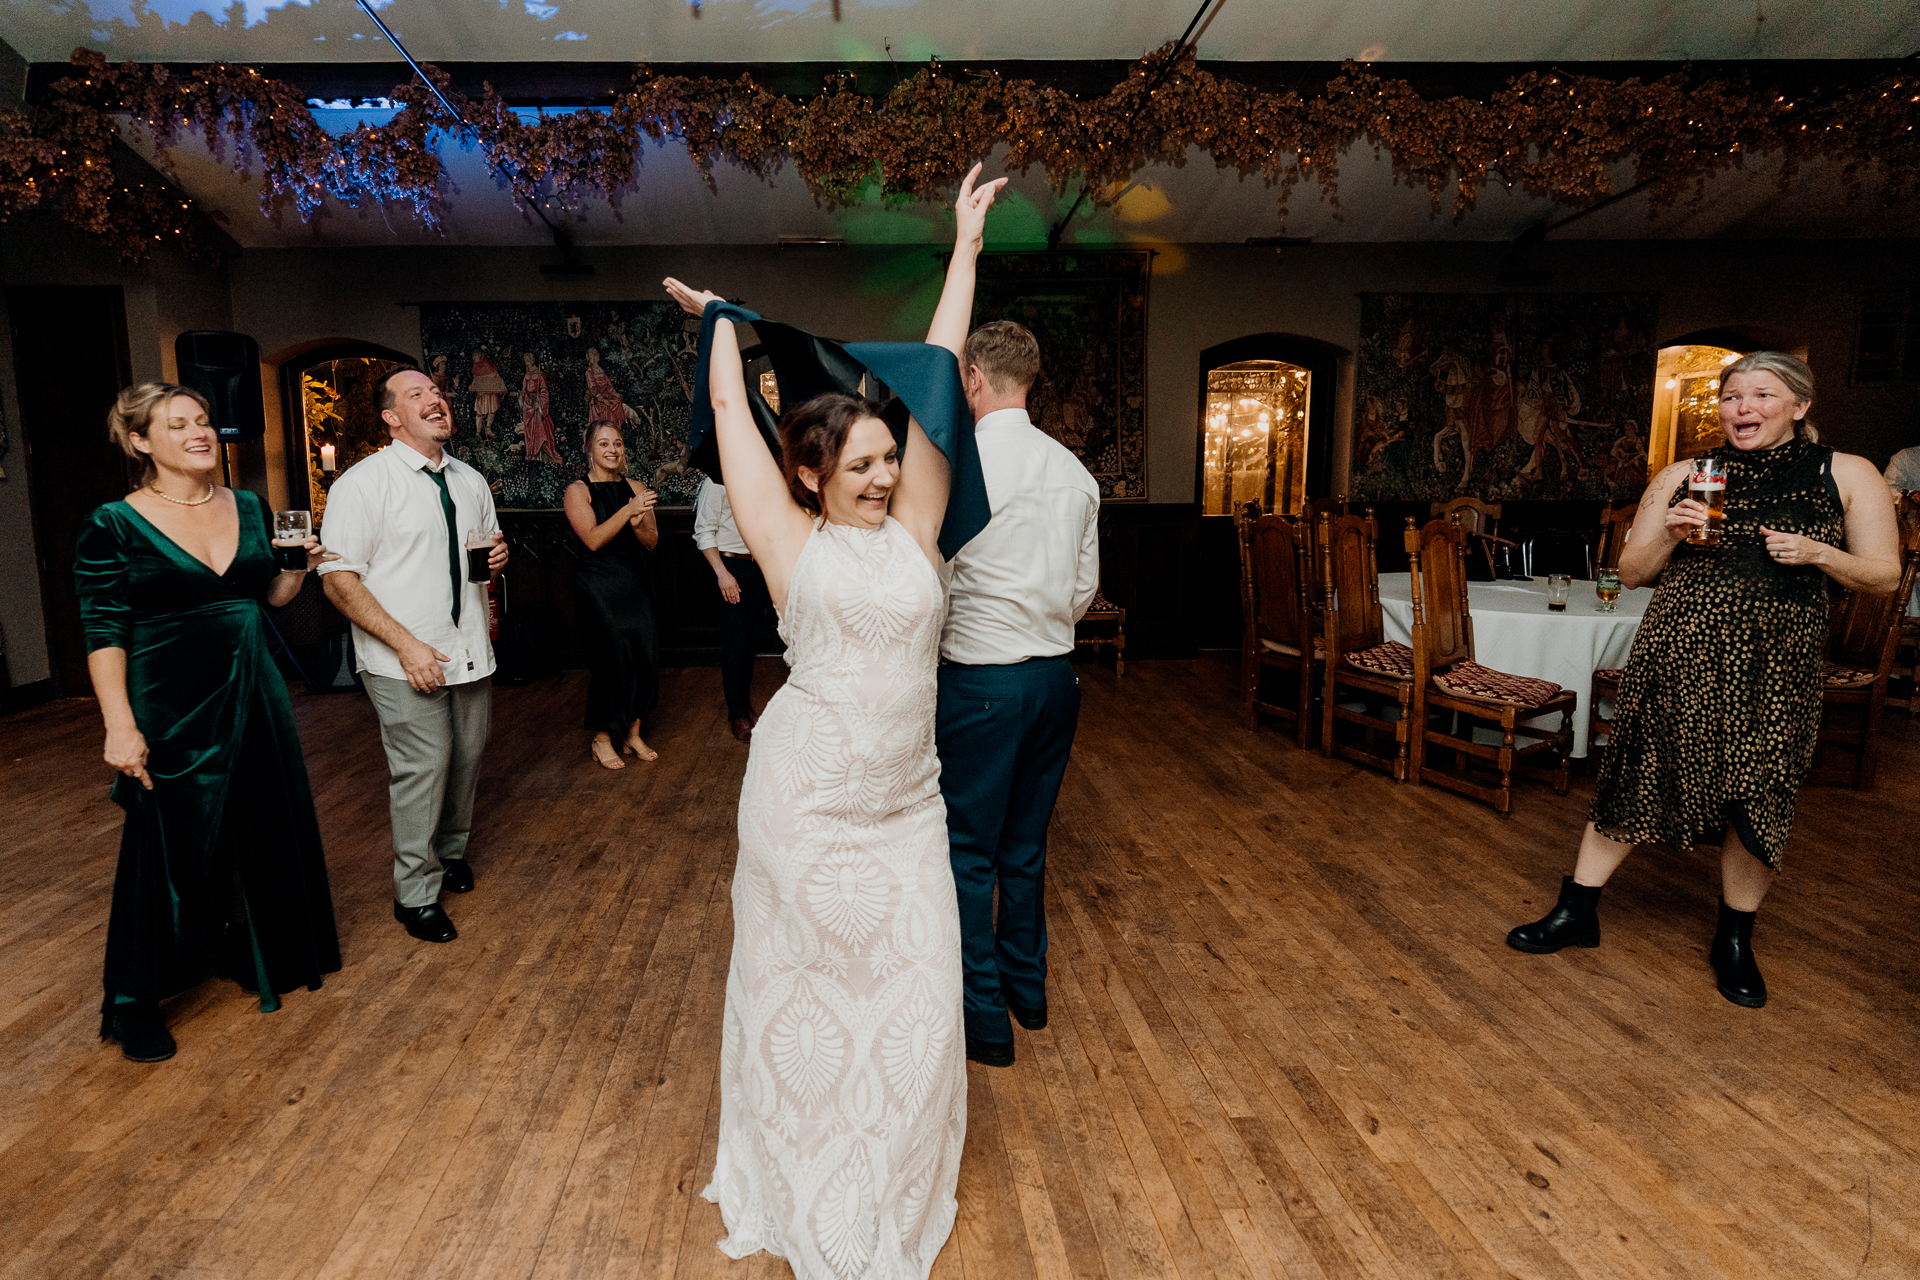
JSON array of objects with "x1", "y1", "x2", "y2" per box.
[{"x1": 963, "y1": 321, "x2": 1042, "y2": 395}]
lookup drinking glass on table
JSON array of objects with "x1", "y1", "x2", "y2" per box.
[
  {"x1": 272, "y1": 509, "x2": 311, "y2": 570},
  {"x1": 1546, "y1": 573, "x2": 1571, "y2": 613},
  {"x1": 1595, "y1": 568, "x2": 1622, "y2": 613}
]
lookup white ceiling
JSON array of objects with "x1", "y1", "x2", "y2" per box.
[{"x1": 6, "y1": 0, "x2": 1916, "y2": 65}]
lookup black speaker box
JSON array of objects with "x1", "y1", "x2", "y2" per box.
[{"x1": 175, "y1": 330, "x2": 265, "y2": 443}]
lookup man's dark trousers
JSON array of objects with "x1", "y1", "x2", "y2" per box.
[
  {"x1": 936, "y1": 653, "x2": 1081, "y2": 1045},
  {"x1": 718, "y1": 556, "x2": 772, "y2": 721}
]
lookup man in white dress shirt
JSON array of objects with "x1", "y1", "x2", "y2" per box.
[
  {"x1": 694, "y1": 476, "x2": 773, "y2": 743},
  {"x1": 1885, "y1": 443, "x2": 1920, "y2": 495},
  {"x1": 937, "y1": 320, "x2": 1101, "y2": 1067},
  {"x1": 319, "y1": 368, "x2": 507, "y2": 944}
]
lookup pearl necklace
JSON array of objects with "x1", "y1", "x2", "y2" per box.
[{"x1": 148, "y1": 482, "x2": 216, "y2": 507}]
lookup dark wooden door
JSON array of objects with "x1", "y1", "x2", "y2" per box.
[{"x1": 8, "y1": 286, "x2": 134, "y2": 696}]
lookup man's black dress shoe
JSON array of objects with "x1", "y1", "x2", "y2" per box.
[
  {"x1": 106, "y1": 1001, "x2": 176, "y2": 1063},
  {"x1": 441, "y1": 859, "x2": 474, "y2": 894},
  {"x1": 394, "y1": 901, "x2": 457, "y2": 943},
  {"x1": 1008, "y1": 1000, "x2": 1048, "y2": 1031},
  {"x1": 965, "y1": 1036, "x2": 1014, "y2": 1068}
]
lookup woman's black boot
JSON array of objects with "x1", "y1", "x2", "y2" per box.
[
  {"x1": 1506, "y1": 876, "x2": 1603, "y2": 953},
  {"x1": 105, "y1": 999, "x2": 177, "y2": 1063},
  {"x1": 1709, "y1": 899, "x2": 1767, "y2": 1008}
]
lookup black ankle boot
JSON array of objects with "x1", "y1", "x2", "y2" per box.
[
  {"x1": 1506, "y1": 876, "x2": 1603, "y2": 953},
  {"x1": 105, "y1": 1000, "x2": 177, "y2": 1063},
  {"x1": 1709, "y1": 899, "x2": 1767, "y2": 1008}
]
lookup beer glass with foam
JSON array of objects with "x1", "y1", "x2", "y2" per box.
[
  {"x1": 1686, "y1": 456, "x2": 1728, "y2": 546},
  {"x1": 272, "y1": 509, "x2": 311, "y2": 571}
]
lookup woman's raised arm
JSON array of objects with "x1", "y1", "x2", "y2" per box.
[
  {"x1": 893, "y1": 164, "x2": 1005, "y2": 557},
  {"x1": 664, "y1": 279, "x2": 815, "y2": 608}
]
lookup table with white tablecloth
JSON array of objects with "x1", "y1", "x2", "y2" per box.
[{"x1": 1377, "y1": 573, "x2": 1655, "y2": 757}]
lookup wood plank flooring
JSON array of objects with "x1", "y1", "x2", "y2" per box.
[{"x1": 2, "y1": 656, "x2": 1916, "y2": 1279}]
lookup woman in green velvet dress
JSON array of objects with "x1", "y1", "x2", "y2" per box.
[{"x1": 75, "y1": 383, "x2": 341, "y2": 1062}]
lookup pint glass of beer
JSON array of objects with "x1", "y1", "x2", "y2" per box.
[
  {"x1": 1686, "y1": 457, "x2": 1728, "y2": 546},
  {"x1": 465, "y1": 536, "x2": 495, "y2": 583},
  {"x1": 272, "y1": 509, "x2": 311, "y2": 570}
]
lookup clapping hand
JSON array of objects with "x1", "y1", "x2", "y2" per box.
[
  {"x1": 664, "y1": 278, "x2": 725, "y2": 318},
  {"x1": 627, "y1": 485, "x2": 658, "y2": 524}
]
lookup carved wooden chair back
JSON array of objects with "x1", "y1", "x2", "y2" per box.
[
  {"x1": 1246, "y1": 515, "x2": 1314, "y2": 655},
  {"x1": 1595, "y1": 503, "x2": 1637, "y2": 571},
  {"x1": 1827, "y1": 526, "x2": 1920, "y2": 674},
  {"x1": 1319, "y1": 511, "x2": 1384, "y2": 656},
  {"x1": 1303, "y1": 495, "x2": 1350, "y2": 523},
  {"x1": 1430, "y1": 496, "x2": 1503, "y2": 541},
  {"x1": 1404, "y1": 517, "x2": 1475, "y2": 673}
]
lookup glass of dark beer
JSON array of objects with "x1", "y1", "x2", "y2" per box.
[
  {"x1": 273, "y1": 509, "x2": 311, "y2": 571},
  {"x1": 1546, "y1": 573, "x2": 1571, "y2": 613},
  {"x1": 466, "y1": 536, "x2": 495, "y2": 583},
  {"x1": 1686, "y1": 456, "x2": 1728, "y2": 546}
]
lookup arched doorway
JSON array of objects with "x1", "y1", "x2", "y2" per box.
[
  {"x1": 1195, "y1": 334, "x2": 1344, "y2": 517},
  {"x1": 1646, "y1": 327, "x2": 1806, "y2": 478},
  {"x1": 270, "y1": 340, "x2": 417, "y2": 519}
]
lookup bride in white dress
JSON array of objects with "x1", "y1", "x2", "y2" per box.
[{"x1": 664, "y1": 164, "x2": 1004, "y2": 1280}]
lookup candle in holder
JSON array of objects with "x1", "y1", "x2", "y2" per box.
[{"x1": 320, "y1": 443, "x2": 336, "y2": 472}]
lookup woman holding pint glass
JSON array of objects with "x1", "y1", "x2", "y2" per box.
[
  {"x1": 74, "y1": 384, "x2": 341, "y2": 1061},
  {"x1": 1507, "y1": 353, "x2": 1901, "y2": 1007},
  {"x1": 563, "y1": 420, "x2": 662, "y2": 768}
]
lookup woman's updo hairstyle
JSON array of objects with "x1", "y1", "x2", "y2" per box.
[
  {"x1": 779, "y1": 392, "x2": 888, "y2": 515},
  {"x1": 1723, "y1": 351, "x2": 1818, "y2": 444},
  {"x1": 108, "y1": 382, "x2": 213, "y2": 487}
]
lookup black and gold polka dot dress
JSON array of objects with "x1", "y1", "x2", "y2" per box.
[{"x1": 1592, "y1": 438, "x2": 1844, "y2": 868}]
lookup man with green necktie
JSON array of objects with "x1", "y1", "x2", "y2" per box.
[{"x1": 320, "y1": 367, "x2": 507, "y2": 943}]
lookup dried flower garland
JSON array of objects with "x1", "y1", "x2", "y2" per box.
[{"x1": 1, "y1": 44, "x2": 1914, "y2": 263}]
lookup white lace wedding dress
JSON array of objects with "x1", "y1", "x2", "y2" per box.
[{"x1": 704, "y1": 516, "x2": 966, "y2": 1280}]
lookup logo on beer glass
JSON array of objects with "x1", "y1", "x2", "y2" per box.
[{"x1": 1687, "y1": 457, "x2": 1728, "y2": 547}]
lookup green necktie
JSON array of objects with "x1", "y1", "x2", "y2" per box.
[{"x1": 426, "y1": 467, "x2": 462, "y2": 625}]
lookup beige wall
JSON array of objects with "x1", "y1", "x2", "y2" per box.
[
  {"x1": 2, "y1": 229, "x2": 1916, "y2": 690},
  {"x1": 225, "y1": 238, "x2": 1920, "y2": 508}
]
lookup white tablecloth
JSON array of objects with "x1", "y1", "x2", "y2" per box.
[{"x1": 1377, "y1": 573, "x2": 1653, "y2": 757}]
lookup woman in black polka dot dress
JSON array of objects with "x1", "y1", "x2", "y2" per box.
[{"x1": 1507, "y1": 352, "x2": 1902, "y2": 1008}]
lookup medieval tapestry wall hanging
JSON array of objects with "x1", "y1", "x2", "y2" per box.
[
  {"x1": 971, "y1": 251, "x2": 1151, "y2": 500},
  {"x1": 1350, "y1": 292, "x2": 1659, "y2": 503},
  {"x1": 418, "y1": 301, "x2": 702, "y2": 510}
]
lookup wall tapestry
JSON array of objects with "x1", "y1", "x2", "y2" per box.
[
  {"x1": 1350, "y1": 292, "x2": 1659, "y2": 504},
  {"x1": 971, "y1": 251, "x2": 1151, "y2": 501},
  {"x1": 418, "y1": 301, "x2": 702, "y2": 510}
]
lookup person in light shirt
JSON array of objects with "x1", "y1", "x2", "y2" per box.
[
  {"x1": 693, "y1": 476, "x2": 773, "y2": 743},
  {"x1": 937, "y1": 319, "x2": 1101, "y2": 1067},
  {"x1": 1884, "y1": 442, "x2": 1920, "y2": 495},
  {"x1": 319, "y1": 368, "x2": 507, "y2": 945}
]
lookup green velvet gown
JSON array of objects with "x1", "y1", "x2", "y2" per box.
[{"x1": 74, "y1": 488, "x2": 341, "y2": 1032}]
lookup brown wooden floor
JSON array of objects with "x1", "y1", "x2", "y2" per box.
[{"x1": 2, "y1": 656, "x2": 1917, "y2": 1280}]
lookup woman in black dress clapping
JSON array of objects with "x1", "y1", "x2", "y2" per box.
[{"x1": 563, "y1": 423, "x2": 662, "y2": 768}]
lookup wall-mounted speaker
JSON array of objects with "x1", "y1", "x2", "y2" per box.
[{"x1": 174, "y1": 330, "x2": 265, "y2": 443}]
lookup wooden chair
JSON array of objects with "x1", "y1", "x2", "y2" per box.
[
  {"x1": 1241, "y1": 513, "x2": 1320, "y2": 746},
  {"x1": 1299, "y1": 497, "x2": 1347, "y2": 611},
  {"x1": 1404, "y1": 517, "x2": 1578, "y2": 815},
  {"x1": 1075, "y1": 586, "x2": 1126, "y2": 676},
  {"x1": 1808, "y1": 525, "x2": 1920, "y2": 788},
  {"x1": 1319, "y1": 510, "x2": 1416, "y2": 779},
  {"x1": 1881, "y1": 492, "x2": 1918, "y2": 712},
  {"x1": 1430, "y1": 497, "x2": 1502, "y2": 539},
  {"x1": 1431, "y1": 496, "x2": 1505, "y2": 578},
  {"x1": 1587, "y1": 665, "x2": 1624, "y2": 766},
  {"x1": 1595, "y1": 502, "x2": 1637, "y2": 571}
]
